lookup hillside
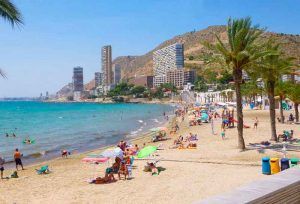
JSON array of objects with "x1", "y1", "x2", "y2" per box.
[
  {"x1": 114, "y1": 25, "x2": 300, "y2": 80},
  {"x1": 57, "y1": 25, "x2": 300, "y2": 95}
]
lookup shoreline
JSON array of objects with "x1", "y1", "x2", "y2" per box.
[{"x1": 4, "y1": 114, "x2": 175, "y2": 170}]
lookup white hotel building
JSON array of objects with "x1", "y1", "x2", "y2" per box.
[{"x1": 153, "y1": 43, "x2": 184, "y2": 87}]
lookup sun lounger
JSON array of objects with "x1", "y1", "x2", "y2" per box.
[{"x1": 36, "y1": 165, "x2": 50, "y2": 174}]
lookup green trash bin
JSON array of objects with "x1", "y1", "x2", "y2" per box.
[{"x1": 290, "y1": 158, "x2": 299, "y2": 167}]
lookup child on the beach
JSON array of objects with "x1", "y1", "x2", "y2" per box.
[
  {"x1": 221, "y1": 128, "x2": 225, "y2": 140},
  {"x1": 253, "y1": 117, "x2": 258, "y2": 130}
]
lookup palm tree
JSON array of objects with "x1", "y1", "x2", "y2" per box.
[
  {"x1": 275, "y1": 81, "x2": 290, "y2": 123},
  {"x1": 286, "y1": 83, "x2": 300, "y2": 122},
  {"x1": 0, "y1": 0, "x2": 23, "y2": 77},
  {"x1": 0, "y1": 0, "x2": 23, "y2": 26},
  {"x1": 203, "y1": 17, "x2": 266, "y2": 150},
  {"x1": 259, "y1": 42, "x2": 294, "y2": 141}
]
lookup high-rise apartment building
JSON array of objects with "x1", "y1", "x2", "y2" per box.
[
  {"x1": 102, "y1": 45, "x2": 112, "y2": 86},
  {"x1": 166, "y1": 69, "x2": 184, "y2": 88},
  {"x1": 153, "y1": 75, "x2": 166, "y2": 87},
  {"x1": 95, "y1": 72, "x2": 103, "y2": 87},
  {"x1": 153, "y1": 43, "x2": 184, "y2": 76},
  {"x1": 113, "y1": 64, "x2": 121, "y2": 85},
  {"x1": 73, "y1": 66, "x2": 84, "y2": 92}
]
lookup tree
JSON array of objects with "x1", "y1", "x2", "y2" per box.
[
  {"x1": 203, "y1": 17, "x2": 266, "y2": 150},
  {"x1": 275, "y1": 81, "x2": 290, "y2": 123},
  {"x1": 241, "y1": 80, "x2": 262, "y2": 103},
  {"x1": 258, "y1": 42, "x2": 294, "y2": 141},
  {"x1": 131, "y1": 85, "x2": 146, "y2": 97},
  {"x1": 286, "y1": 83, "x2": 300, "y2": 122},
  {"x1": 0, "y1": 0, "x2": 23, "y2": 77}
]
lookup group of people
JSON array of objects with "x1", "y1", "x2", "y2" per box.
[
  {"x1": 172, "y1": 132, "x2": 198, "y2": 149},
  {"x1": 278, "y1": 130, "x2": 294, "y2": 141},
  {"x1": 5, "y1": 133, "x2": 16, "y2": 137},
  {"x1": 90, "y1": 141, "x2": 141, "y2": 184},
  {"x1": 0, "y1": 148, "x2": 24, "y2": 180}
]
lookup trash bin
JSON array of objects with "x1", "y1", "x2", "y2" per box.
[
  {"x1": 290, "y1": 158, "x2": 299, "y2": 167},
  {"x1": 262, "y1": 157, "x2": 270, "y2": 175},
  {"x1": 280, "y1": 158, "x2": 290, "y2": 171},
  {"x1": 270, "y1": 158, "x2": 280, "y2": 174}
]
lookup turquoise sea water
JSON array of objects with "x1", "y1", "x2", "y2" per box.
[{"x1": 0, "y1": 101, "x2": 173, "y2": 162}]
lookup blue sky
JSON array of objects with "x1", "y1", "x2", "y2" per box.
[{"x1": 0, "y1": 0, "x2": 299, "y2": 97}]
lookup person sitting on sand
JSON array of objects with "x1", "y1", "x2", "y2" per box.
[
  {"x1": 288, "y1": 113, "x2": 294, "y2": 122},
  {"x1": 173, "y1": 135, "x2": 183, "y2": 145},
  {"x1": 92, "y1": 174, "x2": 115, "y2": 184},
  {"x1": 105, "y1": 157, "x2": 121, "y2": 180},
  {"x1": 186, "y1": 142, "x2": 197, "y2": 149},
  {"x1": 144, "y1": 162, "x2": 159, "y2": 175}
]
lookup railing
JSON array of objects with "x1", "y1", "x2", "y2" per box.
[{"x1": 197, "y1": 167, "x2": 300, "y2": 204}]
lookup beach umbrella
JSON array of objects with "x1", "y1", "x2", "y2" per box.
[
  {"x1": 100, "y1": 147, "x2": 123, "y2": 158},
  {"x1": 137, "y1": 146, "x2": 157, "y2": 158}
]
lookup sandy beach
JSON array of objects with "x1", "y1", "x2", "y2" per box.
[{"x1": 0, "y1": 109, "x2": 299, "y2": 204}]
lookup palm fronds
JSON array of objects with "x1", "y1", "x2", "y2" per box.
[{"x1": 0, "y1": 0, "x2": 23, "y2": 27}]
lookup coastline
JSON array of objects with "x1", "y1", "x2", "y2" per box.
[{"x1": 4, "y1": 113, "x2": 176, "y2": 170}]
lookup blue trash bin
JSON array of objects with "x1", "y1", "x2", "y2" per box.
[
  {"x1": 262, "y1": 157, "x2": 271, "y2": 175},
  {"x1": 281, "y1": 158, "x2": 290, "y2": 171}
]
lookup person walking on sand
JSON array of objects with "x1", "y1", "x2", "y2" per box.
[
  {"x1": 0, "y1": 156, "x2": 5, "y2": 179},
  {"x1": 14, "y1": 149, "x2": 24, "y2": 171},
  {"x1": 253, "y1": 117, "x2": 259, "y2": 130},
  {"x1": 221, "y1": 128, "x2": 225, "y2": 140},
  {"x1": 211, "y1": 114, "x2": 216, "y2": 135}
]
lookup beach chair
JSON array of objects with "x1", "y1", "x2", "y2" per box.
[
  {"x1": 130, "y1": 156, "x2": 134, "y2": 166},
  {"x1": 36, "y1": 165, "x2": 50, "y2": 174}
]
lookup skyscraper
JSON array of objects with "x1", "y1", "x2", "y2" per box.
[
  {"x1": 153, "y1": 43, "x2": 184, "y2": 76},
  {"x1": 113, "y1": 64, "x2": 121, "y2": 85},
  {"x1": 102, "y1": 45, "x2": 112, "y2": 86},
  {"x1": 73, "y1": 66, "x2": 84, "y2": 92}
]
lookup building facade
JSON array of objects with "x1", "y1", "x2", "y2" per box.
[
  {"x1": 153, "y1": 75, "x2": 166, "y2": 87},
  {"x1": 113, "y1": 64, "x2": 121, "y2": 85},
  {"x1": 153, "y1": 43, "x2": 184, "y2": 76},
  {"x1": 73, "y1": 66, "x2": 84, "y2": 92},
  {"x1": 102, "y1": 45, "x2": 112, "y2": 86},
  {"x1": 95, "y1": 72, "x2": 103, "y2": 87},
  {"x1": 184, "y1": 70, "x2": 197, "y2": 85},
  {"x1": 147, "y1": 76, "x2": 154, "y2": 89},
  {"x1": 166, "y1": 69, "x2": 184, "y2": 88}
]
